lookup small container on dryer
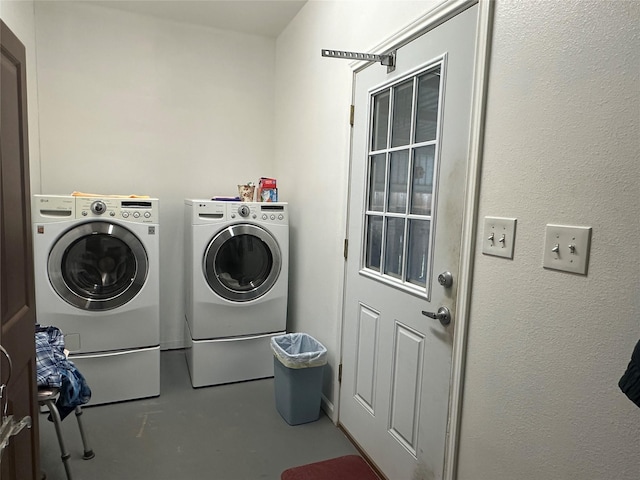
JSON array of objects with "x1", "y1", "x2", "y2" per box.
[
  {"x1": 258, "y1": 177, "x2": 277, "y2": 202},
  {"x1": 237, "y1": 184, "x2": 255, "y2": 202}
]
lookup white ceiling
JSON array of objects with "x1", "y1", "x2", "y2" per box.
[{"x1": 76, "y1": 0, "x2": 308, "y2": 38}]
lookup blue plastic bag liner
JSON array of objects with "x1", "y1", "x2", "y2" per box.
[{"x1": 270, "y1": 333, "x2": 327, "y2": 369}]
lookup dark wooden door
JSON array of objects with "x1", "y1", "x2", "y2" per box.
[{"x1": 1, "y1": 19, "x2": 40, "y2": 480}]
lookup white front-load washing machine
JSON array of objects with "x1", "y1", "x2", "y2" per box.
[
  {"x1": 184, "y1": 199, "x2": 288, "y2": 387},
  {"x1": 32, "y1": 194, "x2": 160, "y2": 405}
]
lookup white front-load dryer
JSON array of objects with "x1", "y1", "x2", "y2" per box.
[
  {"x1": 184, "y1": 200, "x2": 288, "y2": 387},
  {"x1": 32, "y1": 194, "x2": 160, "y2": 405}
]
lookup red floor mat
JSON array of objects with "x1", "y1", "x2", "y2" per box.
[{"x1": 280, "y1": 455, "x2": 380, "y2": 480}]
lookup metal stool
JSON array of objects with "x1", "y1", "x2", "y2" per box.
[{"x1": 38, "y1": 388, "x2": 94, "y2": 480}]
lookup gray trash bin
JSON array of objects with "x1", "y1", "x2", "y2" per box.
[{"x1": 270, "y1": 333, "x2": 327, "y2": 425}]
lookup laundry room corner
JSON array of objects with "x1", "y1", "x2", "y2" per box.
[
  {"x1": 31, "y1": 0, "x2": 278, "y2": 352},
  {"x1": 0, "y1": 0, "x2": 42, "y2": 196},
  {"x1": 274, "y1": 0, "x2": 441, "y2": 419}
]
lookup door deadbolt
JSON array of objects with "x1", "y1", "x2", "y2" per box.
[
  {"x1": 422, "y1": 306, "x2": 451, "y2": 326},
  {"x1": 438, "y1": 271, "x2": 453, "y2": 288}
]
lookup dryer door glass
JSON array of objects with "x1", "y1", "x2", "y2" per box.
[
  {"x1": 48, "y1": 221, "x2": 149, "y2": 311},
  {"x1": 204, "y1": 224, "x2": 282, "y2": 302}
]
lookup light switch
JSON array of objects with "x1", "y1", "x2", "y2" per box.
[
  {"x1": 482, "y1": 217, "x2": 517, "y2": 259},
  {"x1": 542, "y1": 224, "x2": 592, "y2": 275}
]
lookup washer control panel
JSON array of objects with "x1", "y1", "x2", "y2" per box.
[
  {"x1": 90, "y1": 200, "x2": 107, "y2": 215},
  {"x1": 75, "y1": 197, "x2": 158, "y2": 223},
  {"x1": 33, "y1": 195, "x2": 75, "y2": 221}
]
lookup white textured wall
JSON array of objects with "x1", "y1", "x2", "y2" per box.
[
  {"x1": 1, "y1": 0, "x2": 41, "y2": 195},
  {"x1": 275, "y1": 0, "x2": 439, "y2": 411},
  {"x1": 458, "y1": 1, "x2": 640, "y2": 479},
  {"x1": 277, "y1": 0, "x2": 640, "y2": 477},
  {"x1": 33, "y1": 1, "x2": 276, "y2": 349}
]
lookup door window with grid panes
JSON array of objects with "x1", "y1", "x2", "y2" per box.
[{"x1": 363, "y1": 64, "x2": 442, "y2": 297}]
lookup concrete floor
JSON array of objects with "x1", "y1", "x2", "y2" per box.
[{"x1": 39, "y1": 349, "x2": 358, "y2": 480}]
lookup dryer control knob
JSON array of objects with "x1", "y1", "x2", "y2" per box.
[{"x1": 238, "y1": 205, "x2": 250, "y2": 217}]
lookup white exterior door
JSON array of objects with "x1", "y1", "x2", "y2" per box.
[{"x1": 339, "y1": 4, "x2": 479, "y2": 479}]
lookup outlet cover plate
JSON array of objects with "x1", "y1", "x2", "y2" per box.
[
  {"x1": 482, "y1": 216, "x2": 517, "y2": 259},
  {"x1": 543, "y1": 224, "x2": 592, "y2": 275}
]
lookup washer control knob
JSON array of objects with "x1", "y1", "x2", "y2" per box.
[
  {"x1": 278, "y1": 214, "x2": 284, "y2": 220},
  {"x1": 238, "y1": 205, "x2": 250, "y2": 217},
  {"x1": 81, "y1": 211, "x2": 88, "y2": 216},
  {"x1": 231, "y1": 213, "x2": 236, "y2": 219},
  {"x1": 270, "y1": 214, "x2": 276, "y2": 220},
  {"x1": 262, "y1": 214, "x2": 268, "y2": 220},
  {"x1": 144, "y1": 212, "x2": 151, "y2": 218},
  {"x1": 122, "y1": 211, "x2": 130, "y2": 218},
  {"x1": 109, "y1": 211, "x2": 115, "y2": 217},
  {"x1": 91, "y1": 200, "x2": 107, "y2": 215},
  {"x1": 252, "y1": 214, "x2": 257, "y2": 219},
  {"x1": 133, "y1": 211, "x2": 141, "y2": 218}
]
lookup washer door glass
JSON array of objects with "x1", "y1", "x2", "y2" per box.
[
  {"x1": 48, "y1": 221, "x2": 148, "y2": 311},
  {"x1": 204, "y1": 224, "x2": 281, "y2": 302}
]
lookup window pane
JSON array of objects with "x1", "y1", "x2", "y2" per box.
[
  {"x1": 372, "y1": 90, "x2": 390, "y2": 151},
  {"x1": 368, "y1": 154, "x2": 386, "y2": 212},
  {"x1": 391, "y1": 80, "x2": 413, "y2": 147},
  {"x1": 410, "y1": 145, "x2": 435, "y2": 215},
  {"x1": 415, "y1": 69, "x2": 440, "y2": 143},
  {"x1": 387, "y1": 150, "x2": 409, "y2": 213},
  {"x1": 363, "y1": 63, "x2": 442, "y2": 293},
  {"x1": 384, "y1": 217, "x2": 405, "y2": 279},
  {"x1": 365, "y1": 215, "x2": 383, "y2": 271},
  {"x1": 407, "y1": 219, "x2": 430, "y2": 287}
]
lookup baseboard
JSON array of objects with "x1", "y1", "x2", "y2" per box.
[{"x1": 320, "y1": 393, "x2": 335, "y2": 422}]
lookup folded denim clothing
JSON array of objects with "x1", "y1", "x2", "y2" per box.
[{"x1": 36, "y1": 325, "x2": 92, "y2": 420}]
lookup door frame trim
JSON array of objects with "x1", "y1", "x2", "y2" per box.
[{"x1": 336, "y1": 1, "x2": 494, "y2": 478}]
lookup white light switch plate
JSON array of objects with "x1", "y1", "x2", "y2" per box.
[
  {"x1": 543, "y1": 224, "x2": 592, "y2": 275},
  {"x1": 482, "y1": 217, "x2": 517, "y2": 259}
]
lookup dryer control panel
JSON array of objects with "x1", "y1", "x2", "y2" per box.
[
  {"x1": 229, "y1": 202, "x2": 259, "y2": 220},
  {"x1": 258, "y1": 204, "x2": 287, "y2": 223},
  {"x1": 227, "y1": 202, "x2": 288, "y2": 225},
  {"x1": 75, "y1": 197, "x2": 159, "y2": 223}
]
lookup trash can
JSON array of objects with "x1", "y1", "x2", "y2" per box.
[{"x1": 271, "y1": 333, "x2": 327, "y2": 425}]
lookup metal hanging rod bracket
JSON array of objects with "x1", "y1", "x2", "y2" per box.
[{"x1": 321, "y1": 49, "x2": 396, "y2": 72}]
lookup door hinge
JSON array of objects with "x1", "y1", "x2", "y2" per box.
[
  {"x1": 343, "y1": 238, "x2": 348, "y2": 259},
  {"x1": 338, "y1": 363, "x2": 343, "y2": 383},
  {"x1": 349, "y1": 105, "x2": 354, "y2": 126}
]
